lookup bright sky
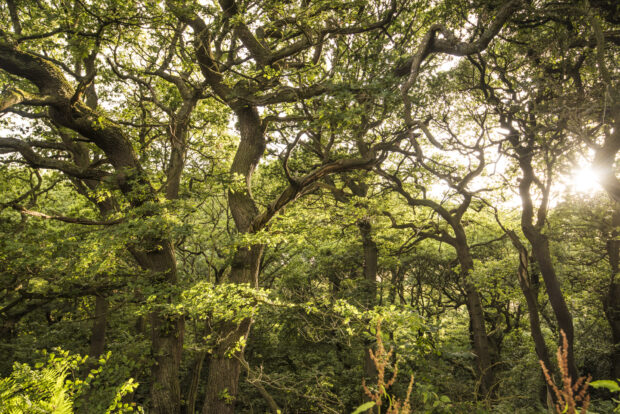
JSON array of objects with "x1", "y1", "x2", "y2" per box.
[{"x1": 567, "y1": 165, "x2": 603, "y2": 195}]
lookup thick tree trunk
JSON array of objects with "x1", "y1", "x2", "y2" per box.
[
  {"x1": 133, "y1": 245, "x2": 184, "y2": 414},
  {"x1": 358, "y1": 219, "x2": 379, "y2": 395},
  {"x1": 202, "y1": 319, "x2": 251, "y2": 414},
  {"x1": 604, "y1": 205, "x2": 620, "y2": 379},
  {"x1": 594, "y1": 106, "x2": 620, "y2": 379},
  {"x1": 89, "y1": 294, "x2": 108, "y2": 358},
  {"x1": 150, "y1": 313, "x2": 184, "y2": 414},
  {"x1": 202, "y1": 246, "x2": 264, "y2": 414},
  {"x1": 202, "y1": 104, "x2": 266, "y2": 414}
]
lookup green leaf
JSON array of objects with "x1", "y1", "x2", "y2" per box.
[
  {"x1": 440, "y1": 395, "x2": 451, "y2": 403},
  {"x1": 351, "y1": 401, "x2": 376, "y2": 414},
  {"x1": 590, "y1": 380, "x2": 620, "y2": 392}
]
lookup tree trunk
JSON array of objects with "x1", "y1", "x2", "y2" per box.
[
  {"x1": 185, "y1": 327, "x2": 209, "y2": 414},
  {"x1": 185, "y1": 351, "x2": 207, "y2": 414},
  {"x1": 202, "y1": 319, "x2": 250, "y2": 414},
  {"x1": 133, "y1": 245, "x2": 185, "y2": 414},
  {"x1": 524, "y1": 230, "x2": 578, "y2": 381},
  {"x1": 359, "y1": 219, "x2": 378, "y2": 308},
  {"x1": 514, "y1": 140, "x2": 579, "y2": 383},
  {"x1": 202, "y1": 246, "x2": 263, "y2": 414},
  {"x1": 594, "y1": 105, "x2": 620, "y2": 379},
  {"x1": 388, "y1": 266, "x2": 405, "y2": 305},
  {"x1": 358, "y1": 219, "x2": 378, "y2": 397},
  {"x1": 463, "y1": 282, "x2": 494, "y2": 398},
  {"x1": 150, "y1": 312, "x2": 185, "y2": 414},
  {"x1": 454, "y1": 228, "x2": 494, "y2": 399},
  {"x1": 604, "y1": 204, "x2": 620, "y2": 379},
  {"x1": 201, "y1": 103, "x2": 266, "y2": 414},
  {"x1": 506, "y1": 230, "x2": 554, "y2": 404},
  {"x1": 89, "y1": 293, "x2": 108, "y2": 358}
]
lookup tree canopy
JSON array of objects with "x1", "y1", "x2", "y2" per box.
[{"x1": 0, "y1": 0, "x2": 619, "y2": 413}]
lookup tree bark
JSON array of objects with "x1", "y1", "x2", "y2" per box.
[
  {"x1": 358, "y1": 218, "x2": 379, "y2": 397},
  {"x1": 89, "y1": 294, "x2": 108, "y2": 358},
  {"x1": 510, "y1": 129, "x2": 579, "y2": 383},
  {"x1": 132, "y1": 246, "x2": 184, "y2": 414},
  {"x1": 202, "y1": 246, "x2": 263, "y2": 414},
  {"x1": 149, "y1": 312, "x2": 184, "y2": 414},
  {"x1": 506, "y1": 230, "x2": 554, "y2": 403},
  {"x1": 388, "y1": 266, "x2": 405, "y2": 305},
  {"x1": 594, "y1": 104, "x2": 620, "y2": 378},
  {"x1": 359, "y1": 219, "x2": 378, "y2": 309},
  {"x1": 454, "y1": 226, "x2": 495, "y2": 398},
  {"x1": 463, "y1": 282, "x2": 494, "y2": 398},
  {"x1": 604, "y1": 204, "x2": 620, "y2": 378},
  {"x1": 185, "y1": 350, "x2": 207, "y2": 414},
  {"x1": 200, "y1": 104, "x2": 266, "y2": 414},
  {"x1": 521, "y1": 227, "x2": 578, "y2": 381}
]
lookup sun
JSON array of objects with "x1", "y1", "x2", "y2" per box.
[{"x1": 570, "y1": 165, "x2": 602, "y2": 194}]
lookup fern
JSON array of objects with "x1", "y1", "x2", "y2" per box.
[
  {"x1": 0, "y1": 349, "x2": 142, "y2": 414},
  {"x1": 0, "y1": 359, "x2": 73, "y2": 414}
]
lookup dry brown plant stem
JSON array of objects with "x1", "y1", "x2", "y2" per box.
[
  {"x1": 539, "y1": 330, "x2": 591, "y2": 414},
  {"x1": 362, "y1": 320, "x2": 414, "y2": 414}
]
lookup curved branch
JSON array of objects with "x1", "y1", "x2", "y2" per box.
[
  {"x1": 11, "y1": 204, "x2": 122, "y2": 225},
  {"x1": 398, "y1": 0, "x2": 522, "y2": 108},
  {"x1": 0, "y1": 137, "x2": 108, "y2": 180},
  {"x1": 0, "y1": 88, "x2": 57, "y2": 112},
  {"x1": 251, "y1": 155, "x2": 379, "y2": 231}
]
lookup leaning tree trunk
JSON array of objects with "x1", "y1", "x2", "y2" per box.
[
  {"x1": 522, "y1": 228, "x2": 578, "y2": 381},
  {"x1": 506, "y1": 230, "x2": 554, "y2": 403},
  {"x1": 515, "y1": 142, "x2": 579, "y2": 383},
  {"x1": 454, "y1": 227, "x2": 495, "y2": 399}
]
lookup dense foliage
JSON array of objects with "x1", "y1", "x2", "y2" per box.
[{"x1": 0, "y1": 0, "x2": 619, "y2": 413}]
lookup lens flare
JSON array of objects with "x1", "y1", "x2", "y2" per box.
[{"x1": 570, "y1": 166, "x2": 602, "y2": 194}]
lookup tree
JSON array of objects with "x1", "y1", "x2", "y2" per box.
[{"x1": 1, "y1": 1, "x2": 618, "y2": 413}]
